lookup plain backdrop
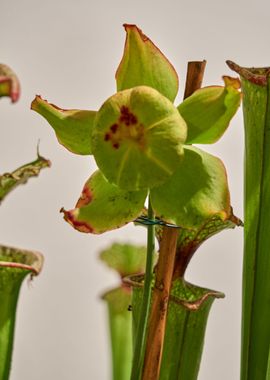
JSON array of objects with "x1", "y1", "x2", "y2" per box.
[{"x1": 1, "y1": 0, "x2": 269, "y2": 379}]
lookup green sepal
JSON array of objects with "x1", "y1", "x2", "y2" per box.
[
  {"x1": 0, "y1": 154, "x2": 51, "y2": 204},
  {"x1": 99, "y1": 243, "x2": 147, "y2": 277},
  {"x1": 116, "y1": 24, "x2": 179, "y2": 102},
  {"x1": 0, "y1": 64, "x2": 20, "y2": 103},
  {"x1": 150, "y1": 146, "x2": 231, "y2": 229},
  {"x1": 92, "y1": 86, "x2": 186, "y2": 191},
  {"x1": 61, "y1": 170, "x2": 147, "y2": 234},
  {"x1": 31, "y1": 95, "x2": 96, "y2": 155},
  {"x1": 0, "y1": 245, "x2": 43, "y2": 380},
  {"x1": 178, "y1": 76, "x2": 241, "y2": 144}
]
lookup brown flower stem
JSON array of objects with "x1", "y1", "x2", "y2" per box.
[
  {"x1": 142, "y1": 226, "x2": 178, "y2": 380},
  {"x1": 141, "y1": 61, "x2": 207, "y2": 380},
  {"x1": 184, "y1": 60, "x2": 206, "y2": 99}
]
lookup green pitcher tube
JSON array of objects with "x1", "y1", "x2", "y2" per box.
[
  {"x1": 0, "y1": 245, "x2": 43, "y2": 380},
  {"x1": 128, "y1": 275, "x2": 223, "y2": 380}
]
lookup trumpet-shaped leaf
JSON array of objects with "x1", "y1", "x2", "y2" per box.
[
  {"x1": 129, "y1": 274, "x2": 224, "y2": 380},
  {"x1": 92, "y1": 86, "x2": 186, "y2": 190},
  {"x1": 150, "y1": 146, "x2": 230, "y2": 228},
  {"x1": 116, "y1": 24, "x2": 179, "y2": 102},
  {"x1": 0, "y1": 245, "x2": 43, "y2": 380},
  {"x1": 61, "y1": 170, "x2": 147, "y2": 234},
  {"x1": 0, "y1": 155, "x2": 51, "y2": 204},
  {"x1": 178, "y1": 76, "x2": 241, "y2": 144},
  {"x1": 227, "y1": 60, "x2": 270, "y2": 380},
  {"x1": 31, "y1": 96, "x2": 96, "y2": 155},
  {"x1": 0, "y1": 64, "x2": 20, "y2": 103},
  {"x1": 101, "y1": 243, "x2": 148, "y2": 380}
]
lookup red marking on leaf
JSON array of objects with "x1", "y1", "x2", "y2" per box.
[
  {"x1": 76, "y1": 185, "x2": 93, "y2": 207},
  {"x1": 113, "y1": 143, "x2": 120, "y2": 149},
  {"x1": 60, "y1": 208, "x2": 94, "y2": 233}
]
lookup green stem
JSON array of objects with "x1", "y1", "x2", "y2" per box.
[{"x1": 130, "y1": 196, "x2": 155, "y2": 380}]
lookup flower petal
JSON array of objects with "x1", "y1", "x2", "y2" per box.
[
  {"x1": 116, "y1": 24, "x2": 179, "y2": 102},
  {"x1": 61, "y1": 170, "x2": 147, "y2": 234},
  {"x1": 31, "y1": 95, "x2": 96, "y2": 155}
]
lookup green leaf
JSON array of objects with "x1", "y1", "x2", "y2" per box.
[
  {"x1": 178, "y1": 76, "x2": 241, "y2": 144},
  {"x1": 31, "y1": 95, "x2": 96, "y2": 155},
  {"x1": 116, "y1": 24, "x2": 179, "y2": 102},
  {"x1": 92, "y1": 86, "x2": 186, "y2": 191},
  {"x1": 150, "y1": 146, "x2": 231, "y2": 228},
  {"x1": 0, "y1": 154, "x2": 51, "y2": 204},
  {"x1": 227, "y1": 61, "x2": 270, "y2": 380},
  {"x1": 0, "y1": 64, "x2": 20, "y2": 103},
  {"x1": 0, "y1": 245, "x2": 43, "y2": 380},
  {"x1": 130, "y1": 275, "x2": 223, "y2": 380},
  {"x1": 61, "y1": 170, "x2": 147, "y2": 234},
  {"x1": 102, "y1": 287, "x2": 133, "y2": 380},
  {"x1": 99, "y1": 243, "x2": 147, "y2": 277}
]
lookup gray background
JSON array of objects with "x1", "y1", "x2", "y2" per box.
[{"x1": 1, "y1": 0, "x2": 268, "y2": 378}]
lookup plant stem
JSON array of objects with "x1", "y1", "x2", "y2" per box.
[
  {"x1": 130, "y1": 196, "x2": 155, "y2": 380},
  {"x1": 141, "y1": 61, "x2": 207, "y2": 380},
  {"x1": 142, "y1": 226, "x2": 178, "y2": 380}
]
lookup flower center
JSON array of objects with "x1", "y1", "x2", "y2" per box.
[{"x1": 104, "y1": 106, "x2": 146, "y2": 150}]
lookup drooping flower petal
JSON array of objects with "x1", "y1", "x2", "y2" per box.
[
  {"x1": 150, "y1": 146, "x2": 231, "y2": 228},
  {"x1": 178, "y1": 76, "x2": 241, "y2": 144},
  {"x1": 92, "y1": 86, "x2": 186, "y2": 191},
  {"x1": 31, "y1": 96, "x2": 96, "y2": 155},
  {"x1": 61, "y1": 170, "x2": 147, "y2": 234},
  {"x1": 116, "y1": 24, "x2": 179, "y2": 102}
]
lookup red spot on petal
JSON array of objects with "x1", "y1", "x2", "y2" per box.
[
  {"x1": 110, "y1": 123, "x2": 119, "y2": 133},
  {"x1": 120, "y1": 106, "x2": 137, "y2": 126},
  {"x1": 104, "y1": 132, "x2": 111, "y2": 141}
]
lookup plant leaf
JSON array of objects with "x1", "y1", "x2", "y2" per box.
[
  {"x1": 99, "y1": 243, "x2": 147, "y2": 277},
  {"x1": 178, "y1": 76, "x2": 241, "y2": 144},
  {"x1": 61, "y1": 170, "x2": 147, "y2": 234},
  {"x1": 0, "y1": 155, "x2": 51, "y2": 204},
  {"x1": 102, "y1": 286, "x2": 133, "y2": 380},
  {"x1": 31, "y1": 95, "x2": 96, "y2": 155},
  {"x1": 0, "y1": 245, "x2": 43, "y2": 380},
  {"x1": 130, "y1": 274, "x2": 223, "y2": 380},
  {"x1": 0, "y1": 64, "x2": 20, "y2": 103},
  {"x1": 150, "y1": 146, "x2": 231, "y2": 228},
  {"x1": 227, "y1": 61, "x2": 270, "y2": 380},
  {"x1": 116, "y1": 24, "x2": 179, "y2": 102},
  {"x1": 92, "y1": 86, "x2": 186, "y2": 191}
]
